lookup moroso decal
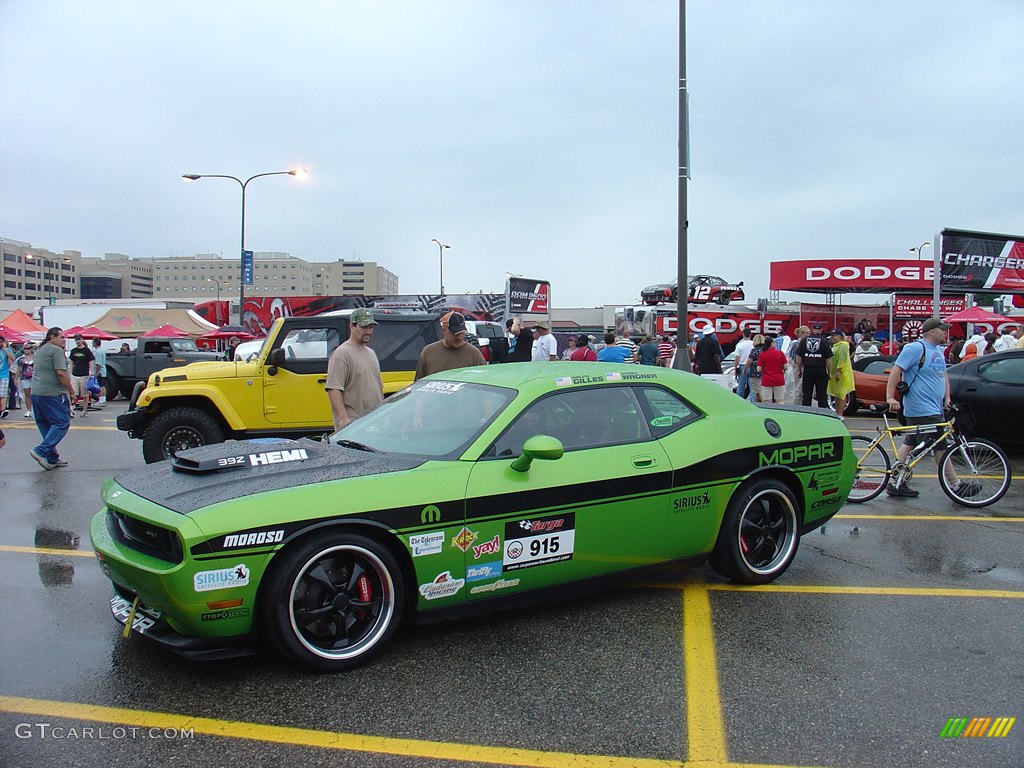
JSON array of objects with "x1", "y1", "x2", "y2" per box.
[{"x1": 223, "y1": 529, "x2": 284, "y2": 548}]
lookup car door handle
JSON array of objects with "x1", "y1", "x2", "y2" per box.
[
  {"x1": 632, "y1": 455, "x2": 656, "y2": 468},
  {"x1": 317, "y1": 378, "x2": 327, "y2": 384},
  {"x1": 965, "y1": 386, "x2": 976, "y2": 392}
]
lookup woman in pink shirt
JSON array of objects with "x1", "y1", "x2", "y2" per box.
[{"x1": 756, "y1": 336, "x2": 788, "y2": 403}]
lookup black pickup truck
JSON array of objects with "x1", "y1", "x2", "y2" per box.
[{"x1": 104, "y1": 337, "x2": 221, "y2": 400}]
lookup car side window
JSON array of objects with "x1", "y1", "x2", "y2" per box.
[
  {"x1": 486, "y1": 386, "x2": 652, "y2": 457},
  {"x1": 977, "y1": 358, "x2": 1024, "y2": 385},
  {"x1": 636, "y1": 386, "x2": 701, "y2": 437},
  {"x1": 279, "y1": 327, "x2": 341, "y2": 361},
  {"x1": 370, "y1": 321, "x2": 439, "y2": 372}
]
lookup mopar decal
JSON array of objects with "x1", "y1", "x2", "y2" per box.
[
  {"x1": 420, "y1": 505, "x2": 442, "y2": 525},
  {"x1": 110, "y1": 596, "x2": 161, "y2": 634},
  {"x1": 759, "y1": 440, "x2": 839, "y2": 469}
]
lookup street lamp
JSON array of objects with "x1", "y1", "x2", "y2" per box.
[
  {"x1": 182, "y1": 168, "x2": 309, "y2": 325},
  {"x1": 431, "y1": 238, "x2": 452, "y2": 296},
  {"x1": 910, "y1": 241, "x2": 930, "y2": 260},
  {"x1": 25, "y1": 254, "x2": 70, "y2": 303},
  {"x1": 207, "y1": 278, "x2": 222, "y2": 301}
]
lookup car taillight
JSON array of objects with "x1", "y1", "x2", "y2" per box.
[{"x1": 481, "y1": 346, "x2": 491, "y2": 362}]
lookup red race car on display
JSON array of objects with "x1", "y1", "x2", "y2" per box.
[{"x1": 641, "y1": 275, "x2": 745, "y2": 306}]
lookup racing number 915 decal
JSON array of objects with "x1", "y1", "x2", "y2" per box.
[{"x1": 503, "y1": 513, "x2": 575, "y2": 572}]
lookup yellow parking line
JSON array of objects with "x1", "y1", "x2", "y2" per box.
[
  {"x1": 682, "y1": 583, "x2": 728, "y2": 764},
  {"x1": 704, "y1": 584, "x2": 1024, "y2": 599},
  {"x1": 0, "y1": 695, "x2": 683, "y2": 768},
  {"x1": 0, "y1": 545, "x2": 95, "y2": 558},
  {"x1": 835, "y1": 514, "x2": 1023, "y2": 522}
]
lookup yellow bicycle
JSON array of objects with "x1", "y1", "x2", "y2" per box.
[{"x1": 848, "y1": 404, "x2": 1010, "y2": 508}]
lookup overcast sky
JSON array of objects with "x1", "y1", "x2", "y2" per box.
[{"x1": 3, "y1": 1, "x2": 1023, "y2": 307}]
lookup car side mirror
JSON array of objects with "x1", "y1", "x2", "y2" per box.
[
  {"x1": 510, "y1": 435, "x2": 564, "y2": 473},
  {"x1": 267, "y1": 347, "x2": 286, "y2": 375}
]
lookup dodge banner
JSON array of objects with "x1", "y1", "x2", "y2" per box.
[
  {"x1": 940, "y1": 228, "x2": 1024, "y2": 293},
  {"x1": 769, "y1": 260, "x2": 934, "y2": 293},
  {"x1": 894, "y1": 295, "x2": 967, "y2": 318}
]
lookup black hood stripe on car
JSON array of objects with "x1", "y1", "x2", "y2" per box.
[{"x1": 113, "y1": 439, "x2": 428, "y2": 516}]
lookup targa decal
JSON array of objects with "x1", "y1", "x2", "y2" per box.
[{"x1": 503, "y1": 513, "x2": 575, "y2": 572}]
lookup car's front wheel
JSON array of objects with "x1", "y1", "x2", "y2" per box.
[
  {"x1": 711, "y1": 477, "x2": 800, "y2": 584},
  {"x1": 260, "y1": 532, "x2": 405, "y2": 672},
  {"x1": 141, "y1": 406, "x2": 225, "y2": 463}
]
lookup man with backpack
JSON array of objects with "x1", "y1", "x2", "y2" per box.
[{"x1": 885, "y1": 317, "x2": 977, "y2": 499}]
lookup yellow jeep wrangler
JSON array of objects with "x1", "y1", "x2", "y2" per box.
[{"x1": 117, "y1": 311, "x2": 441, "y2": 463}]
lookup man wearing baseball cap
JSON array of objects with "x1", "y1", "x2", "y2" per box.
[
  {"x1": 884, "y1": 317, "x2": 978, "y2": 498},
  {"x1": 325, "y1": 308, "x2": 383, "y2": 431},
  {"x1": 415, "y1": 311, "x2": 485, "y2": 380}
]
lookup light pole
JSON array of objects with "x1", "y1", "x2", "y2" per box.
[
  {"x1": 182, "y1": 168, "x2": 308, "y2": 325},
  {"x1": 910, "y1": 241, "x2": 930, "y2": 260},
  {"x1": 25, "y1": 254, "x2": 69, "y2": 303},
  {"x1": 431, "y1": 239, "x2": 451, "y2": 296}
]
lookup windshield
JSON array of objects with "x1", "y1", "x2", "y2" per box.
[
  {"x1": 331, "y1": 380, "x2": 517, "y2": 458},
  {"x1": 170, "y1": 338, "x2": 199, "y2": 352}
]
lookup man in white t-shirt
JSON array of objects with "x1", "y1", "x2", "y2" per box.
[
  {"x1": 733, "y1": 328, "x2": 754, "y2": 399},
  {"x1": 531, "y1": 321, "x2": 558, "y2": 361}
]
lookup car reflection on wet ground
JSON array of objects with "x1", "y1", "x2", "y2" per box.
[{"x1": 0, "y1": 405, "x2": 1021, "y2": 768}]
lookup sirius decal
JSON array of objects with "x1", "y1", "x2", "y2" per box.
[
  {"x1": 673, "y1": 491, "x2": 711, "y2": 511},
  {"x1": 409, "y1": 531, "x2": 445, "y2": 557},
  {"x1": 194, "y1": 564, "x2": 250, "y2": 592},
  {"x1": 418, "y1": 571, "x2": 465, "y2": 600}
]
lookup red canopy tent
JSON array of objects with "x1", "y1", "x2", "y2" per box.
[
  {"x1": 140, "y1": 324, "x2": 190, "y2": 338},
  {"x1": 0, "y1": 324, "x2": 29, "y2": 344},
  {"x1": 198, "y1": 327, "x2": 255, "y2": 342},
  {"x1": 77, "y1": 325, "x2": 120, "y2": 340},
  {"x1": 941, "y1": 306, "x2": 1010, "y2": 324},
  {"x1": 0, "y1": 308, "x2": 47, "y2": 333},
  {"x1": 63, "y1": 325, "x2": 86, "y2": 337}
]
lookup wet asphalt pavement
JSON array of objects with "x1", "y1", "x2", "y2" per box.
[{"x1": 0, "y1": 404, "x2": 1021, "y2": 768}]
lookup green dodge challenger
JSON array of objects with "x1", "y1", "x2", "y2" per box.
[{"x1": 91, "y1": 362, "x2": 855, "y2": 671}]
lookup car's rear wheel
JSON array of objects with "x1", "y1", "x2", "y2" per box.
[
  {"x1": 711, "y1": 477, "x2": 800, "y2": 584},
  {"x1": 260, "y1": 531, "x2": 404, "y2": 672},
  {"x1": 141, "y1": 406, "x2": 224, "y2": 463},
  {"x1": 718, "y1": 292, "x2": 732, "y2": 306}
]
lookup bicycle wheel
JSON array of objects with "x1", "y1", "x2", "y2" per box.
[
  {"x1": 938, "y1": 437, "x2": 1011, "y2": 508},
  {"x1": 847, "y1": 435, "x2": 890, "y2": 503}
]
